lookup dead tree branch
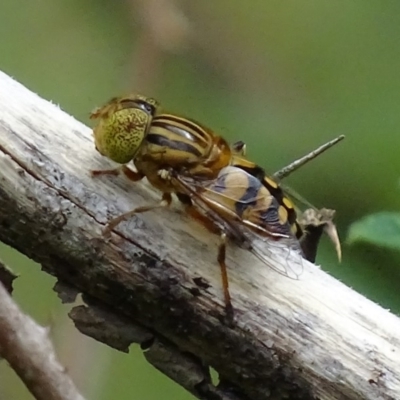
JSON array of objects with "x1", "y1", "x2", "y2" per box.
[
  {"x1": 0, "y1": 70, "x2": 399, "y2": 400},
  {"x1": 0, "y1": 268, "x2": 86, "y2": 400}
]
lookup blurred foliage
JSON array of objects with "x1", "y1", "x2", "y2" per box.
[
  {"x1": 348, "y1": 212, "x2": 400, "y2": 251},
  {"x1": 1, "y1": 0, "x2": 400, "y2": 399}
]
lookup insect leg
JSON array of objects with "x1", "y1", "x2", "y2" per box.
[
  {"x1": 181, "y1": 203, "x2": 221, "y2": 235},
  {"x1": 91, "y1": 165, "x2": 144, "y2": 182},
  {"x1": 217, "y1": 232, "x2": 234, "y2": 322},
  {"x1": 231, "y1": 140, "x2": 246, "y2": 156},
  {"x1": 104, "y1": 192, "x2": 172, "y2": 236}
]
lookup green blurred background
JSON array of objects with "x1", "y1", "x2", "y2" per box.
[{"x1": 1, "y1": 1, "x2": 400, "y2": 399}]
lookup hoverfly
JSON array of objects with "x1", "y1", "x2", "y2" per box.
[
  {"x1": 91, "y1": 94, "x2": 341, "y2": 246},
  {"x1": 231, "y1": 136, "x2": 344, "y2": 262},
  {"x1": 91, "y1": 94, "x2": 342, "y2": 318}
]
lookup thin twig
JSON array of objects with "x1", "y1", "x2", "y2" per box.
[{"x1": 0, "y1": 279, "x2": 86, "y2": 400}]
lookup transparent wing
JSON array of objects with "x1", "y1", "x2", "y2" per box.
[
  {"x1": 171, "y1": 166, "x2": 304, "y2": 279},
  {"x1": 245, "y1": 230, "x2": 304, "y2": 279}
]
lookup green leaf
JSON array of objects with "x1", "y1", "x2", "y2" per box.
[{"x1": 347, "y1": 212, "x2": 400, "y2": 251}]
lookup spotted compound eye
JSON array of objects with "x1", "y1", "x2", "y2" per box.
[{"x1": 92, "y1": 106, "x2": 150, "y2": 164}]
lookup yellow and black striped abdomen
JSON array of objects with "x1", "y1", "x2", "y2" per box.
[
  {"x1": 261, "y1": 175, "x2": 303, "y2": 239},
  {"x1": 230, "y1": 157, "x2": 302, "y2": 239},
  {"x1": 202, "y1": 167, "x2": 295, "y2": 238}
]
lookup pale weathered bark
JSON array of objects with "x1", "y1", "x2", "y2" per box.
[
  {"x1": 0, "y1": 70, "x2": 399, "y2": 400},
  {"x1": 0, "y1": 266, "x2": 87, "y2": 400}
]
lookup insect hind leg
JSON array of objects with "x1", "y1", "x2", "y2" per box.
[{"x1": 217, "y1": 232, "x2": 234, "y2": 324}]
